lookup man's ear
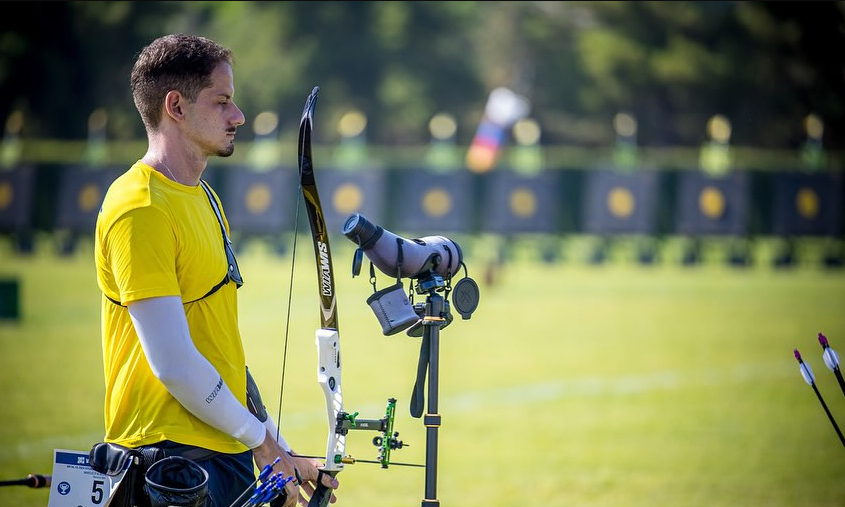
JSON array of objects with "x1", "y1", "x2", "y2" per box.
[{"x1": 164, "y1": 91, "x2": 184, "y2": 121}]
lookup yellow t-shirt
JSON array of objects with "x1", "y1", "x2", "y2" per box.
[{"x1": 94, "y1": 161, "x2": 247, "y2": 454}]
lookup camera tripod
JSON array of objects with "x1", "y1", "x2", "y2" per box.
[{"x1": 409, "y1": 268, "x2": 478, "y2": 507}]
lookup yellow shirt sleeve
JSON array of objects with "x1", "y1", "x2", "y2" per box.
[{"x1": 109, "y1": 206, "x2": 181, "y2": 305}]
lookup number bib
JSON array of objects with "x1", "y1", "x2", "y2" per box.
[{"x1": 48, "y1": 449, "x2": 125, "y2": 507}]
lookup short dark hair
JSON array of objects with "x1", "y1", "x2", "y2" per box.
[{"x1": 130, "y1": 34, "x2": 234, "y2": 131}]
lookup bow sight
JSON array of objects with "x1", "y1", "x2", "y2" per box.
[{"x1": 331, "y1": 398, "x2": 419, "y2": 469}]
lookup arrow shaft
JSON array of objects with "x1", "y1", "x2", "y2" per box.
[
  {"x1": 833, "y1": 368, "x2": 845, "y2": 399},
  {"x1": 811, "y1": 382, "x2": 845, "y2": 449}
]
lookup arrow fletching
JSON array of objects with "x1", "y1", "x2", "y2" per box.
[
  {"x1": 819, "y1": 333, "x2": 841, "y2": 372},
  {"x1": 795, "y1": 349, "x2": 816, "y2": 385},
  {"x1": 823, "y1": 347, "x2": 840, "y2": 372}
]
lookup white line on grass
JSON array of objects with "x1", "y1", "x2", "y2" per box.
[{"x1": 441, "y1": 361, "x2": 793, "y2": 412}]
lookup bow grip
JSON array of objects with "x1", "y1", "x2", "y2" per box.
[{"x1": 308, "y1": 469, "x2": 338, "y2": 507}]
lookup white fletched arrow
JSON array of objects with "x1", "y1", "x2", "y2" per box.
[{"x1": 794, "y1": 348, "x2": 845, "y2": 449}]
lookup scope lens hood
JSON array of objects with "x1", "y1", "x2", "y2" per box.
[{"x1": 343, "y1": 213, "x2": 383, "y2": 251}]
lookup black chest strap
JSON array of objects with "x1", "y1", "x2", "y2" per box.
[
  {"x1": 104, "y1": 179, "x2": 239, "y2": 307},
  {"x1": 105, "y1": 274, "x2": 230, "y2": 307}
]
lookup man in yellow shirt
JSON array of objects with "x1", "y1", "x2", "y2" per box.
[{"x1": 94, "y1": 33, "x2": 337, "y2": 507}]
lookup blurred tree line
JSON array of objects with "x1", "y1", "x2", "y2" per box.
[{"x1": 1, "y1": 1, "x2": 843, "y2": 153}]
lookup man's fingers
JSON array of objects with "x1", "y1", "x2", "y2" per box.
[
  {"x1": 282, "y1": 492, "x2": 297, "y2": 507},
  {"x1": 297, "y1": 473, "x2": 337, "y2": 506},
  {"x1": 319, "y1": 471, "x2": 339, "y2": 489},
  {"x1": 281, "y1": 482, "x2": 298, "y2": 507},
  {"x1": 298, "y1": 482, "x2": 314, "y2": 507}
]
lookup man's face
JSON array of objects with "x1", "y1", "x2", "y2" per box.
[{"x1": 184, "y1": 62, "x2": 246, "y2": 158}]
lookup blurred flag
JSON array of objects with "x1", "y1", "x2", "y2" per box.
[{"x1": 465, "y1": 87, "x2": 530, "y2": 173}]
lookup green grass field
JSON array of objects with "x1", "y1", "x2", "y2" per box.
[{"x1": 1, "y1": 235, "x2": 844, "y2": 507}]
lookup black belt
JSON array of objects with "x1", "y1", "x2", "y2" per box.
[
  {"x1": 90, "y1": 441, "x2": 221, "y2": 476},
  {"x1": 138, "y1": 442, "x2": 222, "y2": 466}
]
